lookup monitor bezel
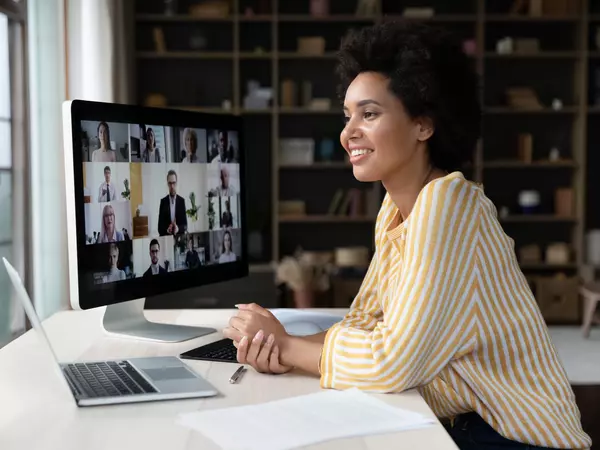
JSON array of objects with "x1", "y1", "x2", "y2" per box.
[{"x1": 65, "y1": 99, "x2": 249, "y2": 310}]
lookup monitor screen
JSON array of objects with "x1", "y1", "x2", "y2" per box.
[{"x1": 65, "y1": 101, "x2": 247, "y2": 310}]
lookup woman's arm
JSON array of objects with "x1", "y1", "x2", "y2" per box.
[{"x1": 319, "y1": 179, "x2": 481, "y2": 392}]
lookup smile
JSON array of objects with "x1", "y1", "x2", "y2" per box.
[{"x1": 349, "y1": 148, "x2": 374, "y2": 164}]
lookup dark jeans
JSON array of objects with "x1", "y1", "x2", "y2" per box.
[{"x1": 443, "y1": 412, "x2": 564, "y2": 450}]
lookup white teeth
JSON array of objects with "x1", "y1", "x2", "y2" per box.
[{"x1": 351, "y1": 149, "x2": 374, "y2": 157}]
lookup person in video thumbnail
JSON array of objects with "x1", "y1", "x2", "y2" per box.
[
  {"x1": 97, "y1": 204, "x2": 124, "y2": 243},
  {"x1": 102, "y1": 243, "x2": 126, "y2": 283},
  {"x1": 91, "y1": 122, "x2": 116, "y2": 162},
  {"x1": 212, "y1": 165, "x2": 237, "y2": 197},
  {"x1": 142, "y1": 127, "x2": 161, "y2": 162},
  {"x1": 97, "y1": 166, "x2": 117, "y2": 203},
  {"x1": 143, "y1": 239, "x2": 167, "y2": 277},
  {"x1": 185, "y1": 237, "x2": 201, "y2": 269},
  {"x1": 220, "y1": 199, "x2": 233, "y2": 228},
  {"x1": 182, "y1": 128, "x2": 200, "y2": 163},
  {"x1": 211, "y1": 130, "x2": 231, "y2": 163},
  {"x1": 218, "y1": 230, "x2": 236, "y2": 263},
  {"x1": 158, "y1": 170, "x2": 187, "y2": 236}
]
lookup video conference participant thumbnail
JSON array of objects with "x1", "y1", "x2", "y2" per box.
[
  {"x1": 173, "y1": 232, "x2": 212, "y2": 270},
  {"x1": 129, "y1": 124, "x2": 169, "y2": 163},
  {"x1": 219, "y1": 195, "x2": 239, "y2": 229},
  {"x1": 171, "y1": 127, "x2": 208, "y2": 163},
  {"x1": 81, "y1": 120, "x2": 129, "y2": 163},
  {"x1": 207, "y1": 129, "x2": 239, "y2": 163},
  {"x1": 132, "y1": 236, "x2": 175, "y2": 278},
  {"x1": 136, "y1": 163, "x2": 208, "y2": 237},
  {"x1": 87, "y1": 241, "x2": 134, "y2": 285},
  {"x1": 84, "y1": 201, "x2": 133, "y2": 245},
  {"x1": 208, "y1": 163, "x2": 239, "y2": 197},
  {"x1": 82, "y1": 163, "x2": 131, "y2": 204},
  {"x1": 209, "y1": 228, "x2": 241, "y2": 264}
]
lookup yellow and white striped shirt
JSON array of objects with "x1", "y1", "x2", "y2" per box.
[{"x1": 320, "y1": 171, "x2": 591, "y2": 449}]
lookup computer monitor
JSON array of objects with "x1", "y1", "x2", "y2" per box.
[{"x1": 62, "y1": 100, "x2": 248, "y2": 343}]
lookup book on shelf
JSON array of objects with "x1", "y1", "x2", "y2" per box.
[{"x1": 327, "y1": 188, "x2": 366, "y2": 217}]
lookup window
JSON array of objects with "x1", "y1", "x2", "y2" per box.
[{"x1": 0, "y1": 0, "x2": 27, "y2": 346}]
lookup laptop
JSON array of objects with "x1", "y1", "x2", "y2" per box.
[{"x1": 3, "y1": 257, "x2": 219, "y2": 406}]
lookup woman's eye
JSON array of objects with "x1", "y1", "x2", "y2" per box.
[
  {"x1": 364, "y1": 111, "x2": 377, "y2": 120},
  {"x1": 342, "y1": 116, "x2": 350, "y2": 124}
]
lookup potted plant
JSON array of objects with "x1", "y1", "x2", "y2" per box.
[
  {"x1": 121, "y1": 179, "x2": 131, "y2": 200},
  {"x1": 186, "y1": 192, "x2": 200, "y2": 221}
]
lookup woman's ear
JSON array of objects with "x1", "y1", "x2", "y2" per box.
[{"x1": 416, "y1": 117, "x2": 434, "y2": 142}]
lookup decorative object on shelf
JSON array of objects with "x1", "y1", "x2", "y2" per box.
[
  {"x1": 144, "y1": 93, "x2": 168, "y2": 108},
  {"x1": 222, "y1": 99, "x2": 232, "y2": 110},
  {"x1": 319, "y1": 139, "x2": 334, "y2": 162},
  {"x1": 153, "y1": 27, "x2": 167, "y2": 53},
  {"x1": 549, "y1": 147, "x2": 560, "y2": 161},
  {"x1": 310, "y1": 0, "x2": 329, "y2": 17},
  {"x1": 551, "y1": 98, "x2": 563, "y2": 111},
  {"x1": 545, "y1": 242, "x2": 570, "y2": 265},
  {"x1": 164, "y1": 0, "x2": 177, "y2": 15},
  {"x1": 301, "y1": 81, "x2": 313, "y2": 107},
  {"x1": 515, "y1": 38, "x2": 540, "y2": 54},
  {"x1": 403, "y1": 7, "x2": 435, "y2": 18},
  {"x1": 136, "y1": 205, "x2": 141, "y2": 217},
  {"x1": 297, "y1": 37, "x2": 325, "y2": 56},
  {"x1": 535, "y1": 274, "x2": 579, "y2": 322},
  {"x1": 276, "y1": 248, "x2": 334, "y2": 308},
  {"x1": 506, "y1": 87, "x2": 543, "y2": 110},
  {"x1": 355, "y1": 0, "x2": 380, "y2": 17},
  {"x1": 281, "y1": 79, "x2": 296, "y2": 108},
  {"x1": 518, "y1": 190, "x2": 540, "y2": 214},
  {"x1": 189, "y1": 0, "x2": 230, "y2": 18},
  {"x1": 243, "y1": 80, "x2": 272, "y2": 110},
  {"x1": 462, "y1": 39, "x2": 476, "y2": 56},
  {"x1": 519, "y1": 244, "x2": 542, "y2": 264},
  {"x1": 121, "y1": 179, "x2": 130, "y2": 200},
  {"x1": 335, "y1": 247, "x2": 370, "y2": 269},
  {"x1": 499, "y1": 206, "x2": 510, "y2": 219},
  {"x1": 517, "y1": 133, "x2": 533, "y2": 163},
  {"x1": 496, "y1": 37, "x2": 513, "y2": 55},
  {"x1": 554, "y1": 187, "x2": 573, "y2": 217},
  {"x1": 186, "y1": 192, "x2": 200, "y2": 221},
  {"x1": 189, "y1": 30, "x2": 207, "y2": 50},
  {"x1": 309, "y1": 98, "x2": 331, "y2": 111},
  {"x1": 529, "y1": 0, "x2": 542, "y2": 17},
  {"x1": 586, "y1": 230, "x2": 600, "y2": 265},
  {"x1": 280, "y1": 138, "x2": 315, "y2": 165},
  {"x1": 327, "y1": 188, "x2": 364, "y2": 217},
  {"x1": 279, "y1": 201, "x2": 306, "y2": 217}
]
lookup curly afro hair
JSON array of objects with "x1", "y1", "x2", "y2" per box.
[{"x1": 336, "y1": 20, "x2": 481, "y2": 173}]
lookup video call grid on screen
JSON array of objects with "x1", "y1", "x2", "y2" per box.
[{"x1": 79, "y1": 119, "x2": 242, "y2": 287}]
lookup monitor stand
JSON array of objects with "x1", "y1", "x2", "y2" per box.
[{"x1": 102, "y1": 298, "x2": 216, "y2": 343}]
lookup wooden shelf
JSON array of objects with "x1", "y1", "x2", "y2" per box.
[
  {"x1": 485, "y1": 52, "x2": 579, "y2": 58},
  {"x1": 520, "y1": 263, "x2": 578, "y2": 270},
  {"x1": 278, "y1": 52, "x2": 337, "y2": 59},
  {"x1": 483, "y1": 160, "x2": 577, "y2": 168},
  {"x1": 279, "y1": 107, "x2": 342, "y2": 115},
  {"x1": 136, "y1": 14, "x2": 233, "y2": 22},
  {"x1": 238, "y1": 15, "x2": 274, "y2": 22},
  {"x1": 500, "y1": 215, "x2": 578, "y2": 223},
  {"x1": 382, "y1": 14, "x2": 477, "y2": 22},
  {"x1": 484, "y1": 106, "x2": 578, "y2": 114},
  {"x1": 485, "y1": 14, "x2": 579, "y2": 22},
  {"x1": 137, "y1": 51, "x2": 233, "y2": 59},
  {"x1": 280, "y1": 162, "x2": 350, "y2": 169},
  {"x1": 278, "y1": 14, "x2": 376, "y2": 22},
  {"x1": 279, "y1": 215, "x2": 374, "y2": 223}
]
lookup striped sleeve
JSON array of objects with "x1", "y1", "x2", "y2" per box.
[{"x1": 320, "y1": 179, "x2": 480, "y2": 392}]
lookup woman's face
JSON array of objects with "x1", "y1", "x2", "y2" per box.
[
  {"x1": 104, "y1": 209, "x2": 115, "y2": 229},
  {"x1": 99, "y1": 124, "x2": 109, "y2": 147},
  {"x1": 340, "y1": 72, "x2": 432, "y2": 183},
  {"x1": 148, "y1": 130, "x2": 155, "y2": 147},
  {"x1": 109, "y1": 249, "x2": 118, "y2": 267},
  {"x1": 186, "y1": 133, "x2": 197, "y2": 154},
  {"x1": 224, "y1": 233, "x2": 231, "y2": 251}
]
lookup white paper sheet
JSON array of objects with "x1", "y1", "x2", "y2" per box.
[
  {"x1": 177, "y1": 388, "x2": 436, "y2": 450},
  {"x1": 268, "y1": 309, "x2": 345, "y2": 336}
]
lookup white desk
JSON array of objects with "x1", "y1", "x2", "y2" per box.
[{"x1": 0, "y1": 308, "x2": 458, "y2": 450}]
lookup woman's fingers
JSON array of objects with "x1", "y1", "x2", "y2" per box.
[
  {"x1": 245, "y1": 330, "x2": 264, "y2": 368},
  {"x1": 256, "y1": 333, "x2": 274, "y2": 373},
  {"x1": 228, "y1": 316, "x2": 245, "y2": 331},
  {"x1": 222, "y1": 326, "x2": 243, "y2": 343},
  {"x1": 269, "y1": 345, "x2": 290, "y2": 374},
  {"x1": 236, "y1": 335, "x2": 249, "y2": 364}
]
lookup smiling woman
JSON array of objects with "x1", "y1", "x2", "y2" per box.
[{"x1": 224, "y1": 20, "x2": 592, "y2": 450}]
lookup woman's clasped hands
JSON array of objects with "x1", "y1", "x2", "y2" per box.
[{"x1": 223, "y1": 303, "x2": 293, "y2": 374}]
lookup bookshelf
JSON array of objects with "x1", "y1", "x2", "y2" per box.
[{"x1": 131, "y1": 0, "x2": 594, "y2": 298}]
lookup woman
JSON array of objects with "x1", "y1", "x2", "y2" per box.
[
  {"x1": 142, "y1": 128, "x2": 161, "y2": 162},
  {"x1": 224, "y1": 21, "x2": 591, "y2": 450},
  {"x1": 97, "y1": 204, "x2": 124, "y2": 243},
  {"x1": 183, "y1": 128, "x2": 200, "y2": 163},
  {"x1": 102, "y1": 243, "x2": 126, "y2": 283},
  {"x1": 91, "y1": 122, "x2": 116, "y2": 162},
  {"x1": 218, "y1": 230, "x2": 236, "y2": 263}
]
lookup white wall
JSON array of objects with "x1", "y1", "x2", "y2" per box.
[
  {"x1": 132, "y1": 236, "x2": 174, "y2": 277},
  {"x1": 141, "y1": 163, "x2": 208, "y2": 236},
  {"x1": 80, "y1": 120, "x2": 129, "y2": 162},
  {"x1": 84, "y1": 201, "x2": 132, "y2": 243},
  {"x1": 84, "y1": 162, "x2": 130, "y2": 202}
]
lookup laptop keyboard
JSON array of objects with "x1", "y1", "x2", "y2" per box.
[{"x1": 63, "y1": 361, "x2": 157, "y2": 398}]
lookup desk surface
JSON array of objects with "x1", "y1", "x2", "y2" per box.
[{"x1": 0, "y1": 308, "x2": 458, "y2": 450}]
